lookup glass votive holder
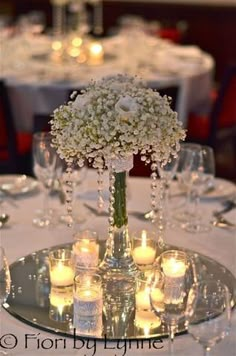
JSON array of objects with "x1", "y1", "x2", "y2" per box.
[
  {"x1": 132, "y1": 230, "x2": 157, "y2": 270},
  {"x1": 49, "y1": 249, "x2": 74, "y2": 289},
  {"x1": 159, "y1": 249, "x2": 188, "y2": 304},
  {"x1": 73, "y1": 272, "x2": 103, "y2": 336},
  {"x1": 135, "y1": 269, "x2": 164, "y2": 312},
  {"x1": 72, "y1": 230, "x2": 99, "y2": 269},
  {"x1": 49, "y1": 286, "x2": 73, "y2": 323}
]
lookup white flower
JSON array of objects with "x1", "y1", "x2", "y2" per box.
[
  {"x1": 50, "y1": 74, "x2": 186, "y2": 170},
  {"x1": 115, "y1": 95, "x2": 139, "y2": 117}
]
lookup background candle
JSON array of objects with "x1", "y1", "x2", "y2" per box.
[{"x1": 88, "y1": 42, "x2": 104, "y2": 65}]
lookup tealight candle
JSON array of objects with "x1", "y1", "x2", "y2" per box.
[
  {"x1": 73, "y1": 273, "x2": 103, "y2": 336},
  {"x1": 73, "y1": 230, "x2": 99, "y2": 269},
  {"x1": 50, "y1": 264, "x2": 74, "y2": 287},
  {"x1": 132, "y1": 230, "x2": 156, "y2": 268},
  {"x1": 49, "y1": 249, "x2": 74, "y2": 288},
  {"x1": 88, "y1": 42, "x2": 104, "y2": 65},
  {"x1": 136, "y1": 287, "x2": 164, "y2": 311},
  {"x1": 160, "y1": 250, "x2": 187, "y2": 304}
]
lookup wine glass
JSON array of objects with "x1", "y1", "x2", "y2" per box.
[
  {"x1": 180, "y1": 145, "x2": 215, "y2": 233},
  {"x1": 0, "y1": 247, "x2": 11, "y2": 309},
  {"x1": 174, "y1": 143, "x2": 201, "y2": 222},
  {"x1": 150, "y1": 250, "x2": 191, "y2": 355},
  {"x1": 185, "y1": 280, "x2": 231, "y2": 356},
  {"x1": 157, "y1": 155, "x2": 179, "y2": 229},
  {"x1": 32, "y1": 132, "x2": 64, "y2": 227}
]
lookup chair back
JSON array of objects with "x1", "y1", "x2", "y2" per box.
[
  {"x1": 0, "y1": 80, "x2": 18, "y2": 171},
  {"x1": 208, "y1": 63, "x2": 236, "y2": 147}
]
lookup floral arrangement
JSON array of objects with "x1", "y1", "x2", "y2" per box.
[{"x1": 51, "y1": 74, "x2": 185, "y2": 169}]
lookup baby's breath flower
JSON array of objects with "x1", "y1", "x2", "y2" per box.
[{"x1": 50, "y1": 74, "x2": 186, "y2": 169}]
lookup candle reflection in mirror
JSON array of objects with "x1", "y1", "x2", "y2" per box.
[{"x1": 49, "y1": 286, "x2": 73, "y2": 322}]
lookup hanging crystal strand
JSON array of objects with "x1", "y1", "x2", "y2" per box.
[
  {"x1": 97, "y1": 167, "x2": 104, "y2": 214},
  {"x1": 65, "y1": 162, "x2": 73, "y2": 227},
  {"x1": 150, "y1": 160, "x2": 158, "y2": 223},
  {"x1": 156, "y1": 175, "x2": 165, "y2": 249},
  {"x1": 108, "y1": 163, "x2": 115, "y2": 241}
]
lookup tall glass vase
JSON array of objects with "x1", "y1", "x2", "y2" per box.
[{"x1": 99, "y1": 157, "x2": 139, "y2": 309}]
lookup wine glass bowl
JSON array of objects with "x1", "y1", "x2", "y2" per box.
[
  {"x1": 180, "y1": 145, "x2": 215, "y2": 233},
  {"x1": 32, "y1": 132, "x2": 64, "y2": 227},
  {"x1": 150, "y1": 250, "x2": 192, "y2": 354},
  {"x1": 185, "y1": 280, "x2": 231, "y2": 356}
]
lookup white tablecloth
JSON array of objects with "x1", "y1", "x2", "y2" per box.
[
  {"x1": 0, "y1": 170, "x2": 235, "y2": 355},
  {"x1": 1, "y1": 31, "x2": 214, "y2": 132}
]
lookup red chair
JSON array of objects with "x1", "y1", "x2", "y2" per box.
[
  {"x1": 187, "y1": 64, "x2": 236, "y2": 146},
  {"x1": 0, "y1": 80, "x2": 32, "y2": 174},
  {"x1": 186, "y1": 64, "x2": 236, "y2": 178}
]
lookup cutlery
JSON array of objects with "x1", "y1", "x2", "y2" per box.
[
  {"x1": 0, "y1": 213, "x2": 9, "y2": 228},
  {"x1": 212, "y1": 214, "x2": 235, "y2": 229},
  {"x1": 84, "y1": 203, "x2": 148, "y2": 221}
]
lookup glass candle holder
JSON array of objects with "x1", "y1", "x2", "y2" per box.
[
  {"x1": 72, "y1": 230, "x2": 99, "y2": 269},
  {"x1": 135, "y1": 270, "x2": 164, "y2": 312},
  {"x1": 159, "y1": 249, "x2": 187, "y2": 304},
  {"x1": 49, "y1": 249, "x2": 74, "y2": 289},
  {"x1": 132, "y1": 230, "x2": 157, "y2": 269},
  {"x1": 49, "y1": 286, "x2": 73, "y2": 322},
  {"x1": 73, "y1": 272, "x2": 103, "y2": 336}
]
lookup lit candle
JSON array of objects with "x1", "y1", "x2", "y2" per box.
[
  {"x1": 73, "y1": 238, "x2": 99, "y2": 268},
  {"x1": 162, "y1": 255, "x2": 187, "y2": 304},
  {"x1": 162, "y1": 257, "x2": 186, "y2": 278},
  {"x1": 88, "y1": 42, "x2": 104, "y2": 65},
  {"x1": 50, "y1": 263, "x2": 74, "y2": 287},
  {"x1": 132, "y1": 230, "x2": 156, "y2": 266},
  {"x1": 73, "y1": 274, "x2": 103, "y2": 336}
]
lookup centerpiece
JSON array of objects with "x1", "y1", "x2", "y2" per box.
[{"x1": 50, "y1": 74, "x2": 185, "y2": 289}]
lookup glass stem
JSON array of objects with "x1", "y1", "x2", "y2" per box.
[
  {"x1": 168, "y1": 325, "x2": 175, "y2": 356},
  {"x1": 43, "y1": 188, "x2": 50, "y2": 217}
]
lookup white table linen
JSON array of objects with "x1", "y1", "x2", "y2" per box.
[
  {"x1": 1, "y1": 30, "x2": 214, "y2": 132},
  {"x1": 0, "y1": 170, "x2": 235, "y2": 355}
]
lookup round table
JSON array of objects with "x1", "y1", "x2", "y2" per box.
[
  {"x1": 0, "y1": 169, "x2": 235, "y2": 355},
  {"x1": 1, "y1": 30, "x2": 214, "y2": 132}
]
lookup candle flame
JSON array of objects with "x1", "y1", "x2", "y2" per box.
[{"x1": 141, "y1": 230, "x2": 147, "y2": 248}]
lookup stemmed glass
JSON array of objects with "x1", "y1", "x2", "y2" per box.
[
  {"x1": 180, "y1": 145, "x2": 215, "y2": 233},
  {"x1": 185, "y1": 280, "x2": 231, "y2": 356},
  {"x1": 150, "y1": 250, "x2": 191, "y2": 355},
  {"x1": 174, "y1": 143, "x2": 201, "y2": 223},
  {"x1": 32, "y1": 132, "x2": 64, "y2": 227},
  {"x1": 157, "y1": 156, "x2": 179, "y2": 229}
]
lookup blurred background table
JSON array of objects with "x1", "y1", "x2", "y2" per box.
[{"x1": 1, "y1": 30, "x2": 214, "y2": 132}]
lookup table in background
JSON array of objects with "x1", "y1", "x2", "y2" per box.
[{"x1": 1, "y1": 30, "x2": 214, "y2": 132}]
